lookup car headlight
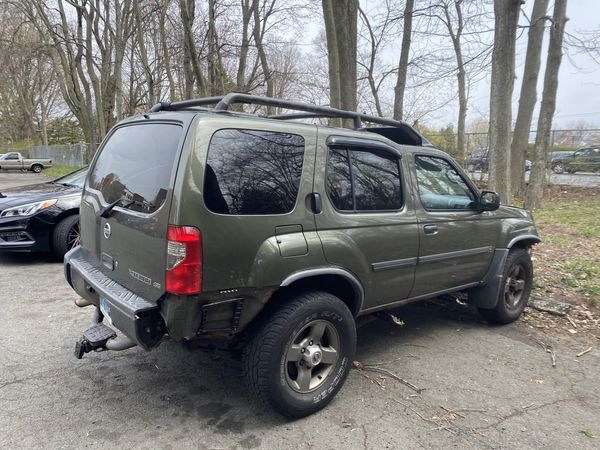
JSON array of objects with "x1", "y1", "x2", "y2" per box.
[{"x1": 0, "y1": 199, "x2": 58, "y2": 218}]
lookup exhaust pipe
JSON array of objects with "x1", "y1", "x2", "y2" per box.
[
  {"x1": 106, "y1": 336, "x2": 136, "y2": 351},
  {"x1": 75, "y1": 297, "x2": 93, "y2": 307}
]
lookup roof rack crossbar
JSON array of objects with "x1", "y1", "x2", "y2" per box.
[
  {"x1": 147, "y1": 93, "x2": 428, "y2": 146},
  {"x1": 149, "y1": 93, "x2": 407, "y2": 129}
]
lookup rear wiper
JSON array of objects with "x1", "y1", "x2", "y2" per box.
[{"x1": 98, "y1": 198, "x2": 133, "y2": 218}]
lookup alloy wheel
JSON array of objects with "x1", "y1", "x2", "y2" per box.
[
  {"x1": 504, "y1": 265, "x2": 526, "y2": 310},
  {"x1": 67, "y1": 221, "x2": 81, "y2": 249},
  {"x1": 284, "y1": 320, "x2": 340, "y2": 393}
]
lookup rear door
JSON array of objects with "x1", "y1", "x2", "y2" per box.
[
  {"x1": 410, "y1": 154, "x2": 497, "y2": 296},
  {"x1": 80, "y1": 120, "x2": 186, "y2": 301},
  {"x1": 314, "y1": 133, "x2": 419, "y2": 309}
]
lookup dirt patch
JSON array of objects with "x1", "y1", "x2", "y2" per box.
[
  {"x1": 532, "y1": 185, "x2": 600, "y2": 315},
  {"x1": 522, "y1": 304, "x2": 600, "y2": 341}
]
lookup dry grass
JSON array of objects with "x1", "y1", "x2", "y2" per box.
[{"x1": 532, "y1": 185, "x2": 600, "y2": 312}]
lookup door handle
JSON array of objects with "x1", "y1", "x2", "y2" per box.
[
  {"x1": 423, "y1": 224, "x2": 438, "y2": 235},
  {"x1": 308, "y1": 193, "x2": 322, "y2": 214}
]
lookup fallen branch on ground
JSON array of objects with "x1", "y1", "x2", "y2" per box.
[
  {"x1": 353, "y1": 360, "x2": 424, "y2": 393},
  {"x1": 576, "y1": 347, "x2": 592, "y2": 358}
]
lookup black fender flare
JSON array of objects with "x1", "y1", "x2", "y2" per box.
[{"x1": 280, "y1": 267, "x2": 365, "y2": 316}]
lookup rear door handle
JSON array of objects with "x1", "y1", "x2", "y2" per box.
[
  {"x1": 308, "y1": 193, "x2": 322, "y2": 214},
  {"x1": 423, "y1": 224, "x2": 438, "y2": 235}
]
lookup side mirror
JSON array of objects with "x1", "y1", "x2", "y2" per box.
[{"x1": 478, "y1": 190, "x2": 500, "y2": 211}]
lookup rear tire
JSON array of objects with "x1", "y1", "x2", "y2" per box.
[
  {"x1": 31, "y1": 164, "x2": 43, "y2": 173},
  {"x1": 243, "y1": 291, "x2": 356, "y2": 418},
  {"x1": 478, "y1": 248, "x2": 533, "y2": 324},
  {"x1": 52, "y1": 215, "x2": 80, "y2": 258}
]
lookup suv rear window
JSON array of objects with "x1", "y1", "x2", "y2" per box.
[
  {"x1": 88, "y1": 123, "x2": 182, "y2": 214},
  {"x1": 204, "y1": 129, "x2": 305, "y2": 215}
]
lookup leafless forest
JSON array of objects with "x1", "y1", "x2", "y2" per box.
[{"x1": 0, "y1": 0, "x2": 596, "y2": 206}]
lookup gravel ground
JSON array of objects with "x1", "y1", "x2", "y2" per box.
[{"x1": 0, "y1": 171, "x2": 599, "y2": 449}]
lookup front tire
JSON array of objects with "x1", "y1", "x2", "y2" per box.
[
  {"x1": 243, "y1": 291, "x2": 356, "y2": 418},
  {"x1": 552, "y1": 163, "x2": 564, "y2": 174},
  {"x1": 31, "y1": 164, "x2": 43, "y2": 173},
  {"x1": 478, "y1": 248, "x2": 533, "y2": 324},
  {"x1": 52, "y1": 215, "x2": 80, "y2": 258}
]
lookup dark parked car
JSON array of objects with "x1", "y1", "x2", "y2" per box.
[
  {"x1": 466, "y1": 150, "x2": 531, "y2": 172},
  {"x1": 551, "y1": 147, "x2": 600, "y2": 174},
  {"x1": 0, "y1": 167, "x2": 87, "y2": 257}
]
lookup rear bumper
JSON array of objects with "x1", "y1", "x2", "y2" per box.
[{"x1": 64, "y1": 246, "x2": 165, "y2": 349}]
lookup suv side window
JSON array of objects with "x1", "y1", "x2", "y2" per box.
[
  {"x1": 415, "y1": 155, "x2": 476, "y2": 210},
  {"x1": 204, "y1": 129, "x2": 305, "y2": 215},
  {"x1": 327, "y1": 147, "x2": 402, "y2": 212}
]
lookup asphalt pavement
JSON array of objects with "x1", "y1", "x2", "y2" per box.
[
  {"x1": 0, "y1": 171, "x2": 599, "y2": 449},
  {"x1": 467, "y1": 170, "x2": 600, "y2": 188}
]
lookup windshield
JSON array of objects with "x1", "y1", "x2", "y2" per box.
[
  {"x1": 54, "y1": 167, "x2": 89, "y2": 188},
  {"x1": 87, "y1": 123, "x2": 182, "y2": 214}
]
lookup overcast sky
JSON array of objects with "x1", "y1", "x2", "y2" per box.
[
  {"x1": 488, "y1": 0, "x2": 600, "y2": 129},
  {"x1": 302, "y1": 1, "x2": 600, "y2": 130}
]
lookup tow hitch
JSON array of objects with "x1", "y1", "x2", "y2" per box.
[
  {"x1": 74, "y1": 323, "x2": 117, "y2": 359},
  {"x1": 74, "y1": 307, "x2": 137, "y2": 359}
]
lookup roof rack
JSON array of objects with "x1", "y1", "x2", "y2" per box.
[{"x1": 148, "y1": 92, "x2": 428, "y2": 146}]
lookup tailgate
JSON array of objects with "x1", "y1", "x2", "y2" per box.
[{"x1": 80, "y1": 121, "x2": 185, "y2": 301}]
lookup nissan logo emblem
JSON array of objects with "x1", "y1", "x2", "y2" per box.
[{"x1": 103, "y1": 223, "x2": 112, "y2": 239}]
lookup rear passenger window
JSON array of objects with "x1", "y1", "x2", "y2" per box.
[
  {"x1": 204, "y1": 129, "x2": 305, "y2": 215},
  {"x1": 327, "y1": 148, "x2": 402, "y2": 212}
]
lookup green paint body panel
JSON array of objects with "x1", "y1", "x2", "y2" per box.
[{"x1": 65, "y1": 109, "x2": 540, "y2": 346}]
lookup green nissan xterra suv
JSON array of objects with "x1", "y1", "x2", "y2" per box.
[{"x1": 64, "y1": 93, "x2": 540, "y2": 418}]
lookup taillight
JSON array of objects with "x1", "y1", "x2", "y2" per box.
[{"x1": 166, "y1": 225, "x2": 202, "y2": 295}]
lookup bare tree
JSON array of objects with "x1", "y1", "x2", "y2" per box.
[
  {"x1": 322, "y1": 0, "x2": 358, "y2": 127},
  {"x1": 179, "y1": 0, "x2": 207, "y2": 97},
  {"x1": 438, "y1": 0, "x2": 467, "y2": 163},
  {"x1": 526, "y1": 0, "x2": 568, "y2": 210},
  {"x1": 133, "y1": 0, "x2": 155, "y2": 109},
  {"x1": 510, "y1": 0, "x2": 549, "y2": 197},
  {"x1": 488, "y1": 0, "x2": 521, "y2": 203},
  {"x1": 253, "y1": 0, "x2": 275, "y2": 111},
  {"x1": 393, "y1": 0, "x2": 414, "y2": 121},
  {"x1": 22, "y1": 0, "x2": 98, "y2": 152}
]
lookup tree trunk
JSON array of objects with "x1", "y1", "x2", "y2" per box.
[
  {"x1": 179, "y1": 0, "x2": 207, "y2": 97},
  {"x1": 510, "y1": 0, "x2": 549, "y2": 197},
  {"x1": 393, "y1": 0, "x2": 414, "y2": 121},
  {"x1": 358, "y1": 7, "x2": 383, "y2": 117},
  {"x1": 208, "y1": 0, "x2": 218, "y2": 95},
  {"x1": 134, "y1": 0, "x2": 155, "y2": 109},
  {"x1": 253, "y1": 0, "x2": 275, "y2": 113},
  {"x1": 236, "y1": 0, "x2": 253, "y2": 92},
  {"x1": 159, "y1": 0, "x2": 176, "y2": 100},
  {"x1": 441, "y1": 0, "x2": 466, "y2": 164},
  {"x1": 488, "y1": 0, "x2": 521, "y2": 204},
  {"x1": 322, "y1": 0, "x2": 358, "y2": 127},
  {"x1": 525, "y1": 0, "x2": 568, "y2": 210},
  {"x1": 322, "y1": 0, "x2": 341, "y2": 125}
]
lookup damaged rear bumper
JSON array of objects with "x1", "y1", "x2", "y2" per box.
[{"x1": 65, "y1": 246, "x2": 165, "y2": 352}]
